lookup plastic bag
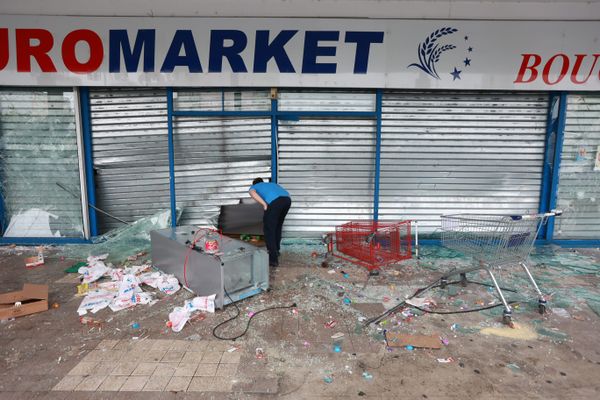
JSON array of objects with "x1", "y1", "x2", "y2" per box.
[
  {"x1": 77, "y1": 290, "x2": 115, "y2": 315},
  {"x1": 167, "y1": 294, "x2": 216, "y2": 332},
  {"x1": 168, "y1": 306, "x2": 191, "y2": 332},
  {"x1": 109, "y1": 292, "x2": 154, "y2": 312},
  {"x1": 78, "y1": 261, "x2": 109, "y2": 284},
  {"x1": 185, "y1": 294, "x2": 216, "y2": 314},
  {"x1": 118, "y1": 274, "x2": 142, "y2": 297}
]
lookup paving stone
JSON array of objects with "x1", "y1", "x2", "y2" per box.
[
  {"x1": 97, "y1": 375, "x2": 128, "y2": 391},
  {"x1": 92, "y1": 361, "x2": 117, "y2": 375},
  {"x1": 52, "y1": 375, "x2": 85, "y2": 391},
  {"x1": 119, "y1": 376, "x2": 149, "y2": 391},
  {"x1": 131, "y1": 362, "x2": 159, "y2": 376},
  {"x1": 165, "y1": 376, "x2": 192, "y2": 392},
  {"x1": 173, "y1": 363, "x2": 199, "y2": 377},
  {"x1": 152, "y1": 363, "x2": 176, "y2": 377},
  {"x1": 161, "y1": 351, "x2": 185, "y2": 363},
  {"x1": 187, "y1": 341, "x2": 209, "y2": 353},
  {"x1": 74, "y1": 375, "x2": 107, "y2": 391},
  {"x1": 194, "y1": 363, "x2": 218, "y2": 376},
  {"x1": 215, "y1": 363, "x2": 238, "y2": 377},
  {"x1": 113, "y1": 340, "x2": 136, "y2": 351},
  {"x1": 142, "y1": 374, "x2": 171, "y2": 391},
  {"x1": 139, "y1": 350, "x2": 167, "y2": 362},
  {"x1": 211, "y1": 376, "x2": 234, "y2": 392},
  {"x1": 219, "y1": 352, "x2": 241, "y2": 364},
  {"x1": 180, "y1": 352, "x2": 203, "y2": 364},
  {"x1": 96, "y1": 339, "x2": 120, "y2": 350},
  {"x1": 201, "y1": 352, "x2": 223, "y2": 364},
  {"x1": 187, "y1": 377, "x2": 212, "y2": 392},
  {"x1": 67, "y1": 361, "x2": 99, "y2": 376},
  {"x1": 234, "y1": 376, "x2": 279, "y2": 394},
  {"x1": 169, "y1": 340, "x2": 190, "y2": 351},
  {"x1": 82, "y1": 351, "x2": 105, "y2": 362},
  {"x1": 151, "y1": 339, "x2": 174, "y2": 351},
  {"x1": 110, "y1": 362, "x2": 139, "y2": 376}
]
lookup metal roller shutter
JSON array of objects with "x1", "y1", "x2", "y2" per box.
[
  {"x1": 555, "y1": 94, "x2": 600, "y2": 239},
  {"x1": 173, "y1": 117, "x2": 272, "y2": 226},
  {"x1": 278, "y1": 118, "x2": 376, "y2": 237},
  {"x1": 379, "y1": 91, "x2": 548, "y2": 234},
  {"x1": 0, "y1": 88, "x2": 84, "y2": 238},
  {"x1": 90, "y1": 88, "x2": 170, "y2": 233}
]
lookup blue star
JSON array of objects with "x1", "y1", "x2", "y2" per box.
[
  {"x1": 464, "y1": 36, "x2": 469, "y2": 40},
  {"x1": 451, "y1": 67, "x2": 462, "y2": 80},
  {"x1": 464, "y1": 58, "x2": 471, "y2": 66},
  {"x1": 468, "y1": 47, "x2": 473, "y2": 52}
]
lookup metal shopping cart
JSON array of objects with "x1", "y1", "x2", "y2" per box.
[{"x1": 440, "y1": 210, "x2": 562, "y2": 326}]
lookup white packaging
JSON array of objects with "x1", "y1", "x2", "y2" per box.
[
  {"x1": 77, "y1": 290, "x2": 116, "y2": 315},
  {"x1": 78, "y1": 261, "x2": 109, "y2": 284},
  {"x1": 168, "y1": 306, "x2": 191, "y2": 332},
  {"x1": 109, "y1": 292, "x2": 153, "y2": 312},
  {"x1": 185, "y1": 294, "x2": 216, "y2": 314}
]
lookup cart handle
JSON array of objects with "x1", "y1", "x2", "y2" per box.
[{"x1": 512, "y1": 209, "x2": 563, "y2": 220}]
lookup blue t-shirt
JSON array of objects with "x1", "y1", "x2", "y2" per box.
[{"x1": 249, "y1": 182, "x2": 290, "y2": 205}]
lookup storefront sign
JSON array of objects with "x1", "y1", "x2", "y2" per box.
[{"x1": 0, "y1": 16, "x2": 598, "y2": 90}]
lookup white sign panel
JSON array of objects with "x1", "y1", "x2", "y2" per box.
[{"x1": 0, "y1": 16, "x2": 598, "y2": 90}]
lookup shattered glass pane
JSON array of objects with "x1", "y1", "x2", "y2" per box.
[
  {"x1": 0, "y1": 88, "x2": 84, "y2": 237},
  {"x1": 555, "y1": 94, "x2": 600, "y2": 239},
  {"x1": 62, "y1": 208, "x2": 180, "y2": 264}
]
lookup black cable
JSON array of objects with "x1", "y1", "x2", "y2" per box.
[
  {"x1": 364, "y1": 277, "x2": 518, "y2": 325},
  {"x1": 410, "y1": 301, "x2": 519, "y2": 315},
  {"x1": 212, "y1": 288, "x2": 296, "y2": 341}
]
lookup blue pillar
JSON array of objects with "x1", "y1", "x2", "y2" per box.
[
  {"x1": 546, "y1": 92, "x2": 568, "y2": 240},
  {"x1": 271, "y1": 96, "x2": 278, "y2": 183},
  {"x1": 373, "y1": 89, "x2": 383, "y2": 221},
  {"x1": 80, "y1": 87, "x2": 98, "y2": 237},
  {"x1": 167, "y1": 88, "x2": 177, "y2": 227}
]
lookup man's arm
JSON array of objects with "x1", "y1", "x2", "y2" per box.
[{"x1": 249, "y1": 189, "x2": 268, "y2": 210}]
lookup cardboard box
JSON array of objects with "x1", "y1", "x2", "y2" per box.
[{"x1": 0, "y1": 284, "x2": 49, "y2": 320}]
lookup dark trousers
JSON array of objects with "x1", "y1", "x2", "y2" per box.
[{"x1": 263, "y1": 196, "x2": 291, "y2": 265}]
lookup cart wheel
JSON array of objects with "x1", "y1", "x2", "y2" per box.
[
  {"x1": 502, "y1": 311, "x2": 513, "y2": 327},
  {"x1": 538, "y1": 299, "x2": 547, "y2": 315},
  {"x1": 440, "y1": 277, "x2": 448, "y2": 289},
  {"x1": 460, "y1": 273, "x2": 468, "y2": 287}
]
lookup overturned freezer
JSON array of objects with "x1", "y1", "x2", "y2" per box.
[{"x1": 151, "y1": 226, "x2": 269, "y2": 309}]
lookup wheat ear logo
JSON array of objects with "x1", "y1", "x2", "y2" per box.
[{"x1": 408, "y1": 27, "x2": 459, "y2": 79}]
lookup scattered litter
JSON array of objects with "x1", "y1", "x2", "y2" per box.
[
  {"x1": 327, "y1": 269, "x2": 336, "y2": 274},
  {"x1": 65, "y1": 261, "x2": 87, "y2": 274},
  {"x1": 362, "y1": 372, "x2": 373, "y2": 380},
  {"x1": 436, "y1": 357, "x2": 455, "y2": 363},
  {"x1": 343, "y1": 297, "x2": 352, "y2": 305},
  {"x1": 324, "y1": 318, "x2": 337, "y2": 329},
  {"x1": 24, "y1": 247, "x2": 45, "y2": 268},
  {"x1": 552, "y1": 308, "x2": 570, "y2": 318},
  {"x1": 51, "y1": 302, "x2": 60, "y2": 309},
  {"x1": 76, "y1": 283, "x2": 89, "y2": 296},
  {"x1": 79, "y1": 315, "x2": 102, "y2": 326},
  {"x1": 323, "y1": 376, "x2": 334, "y2": 384},
  {"x1": 385, "y1": 332, "x2": 442, "y2": 349},
  {"x1": 303, "y1": 341, "x2": 311, "y2": 347},
  {"x1": 405, "y1": 345, "x2": 414, "y2": 351},
  {"x1": 227, "y1": 346, "x2": 240, "y2": 353},
  {"x1": 450, "y1": 323, "x2": 459, "y2": 332},
  {"x1": 506, "y1": 363, "x2": 521, "y2": 372},
  {"x1": 168, "y1": 294, "x2": 216, "y2": 332},
  {"x1": 131, "y1": 322, "x2": 140, "y2": 329},
  {"x1": 331, "y1": 332, "x2": 345, "y2": 339},
  {"x1": 333, "y1": 344, "x2": 342, "y2": 352},
  {"x1": 440, "y1": 337, "x2": 449, "y2": 346},
  {"x1": 406, "y1": 297, "x2": 437, "y2": 308},
  {"x1": 255, "y1": 347, "x2": 265, "y2": 359}
]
